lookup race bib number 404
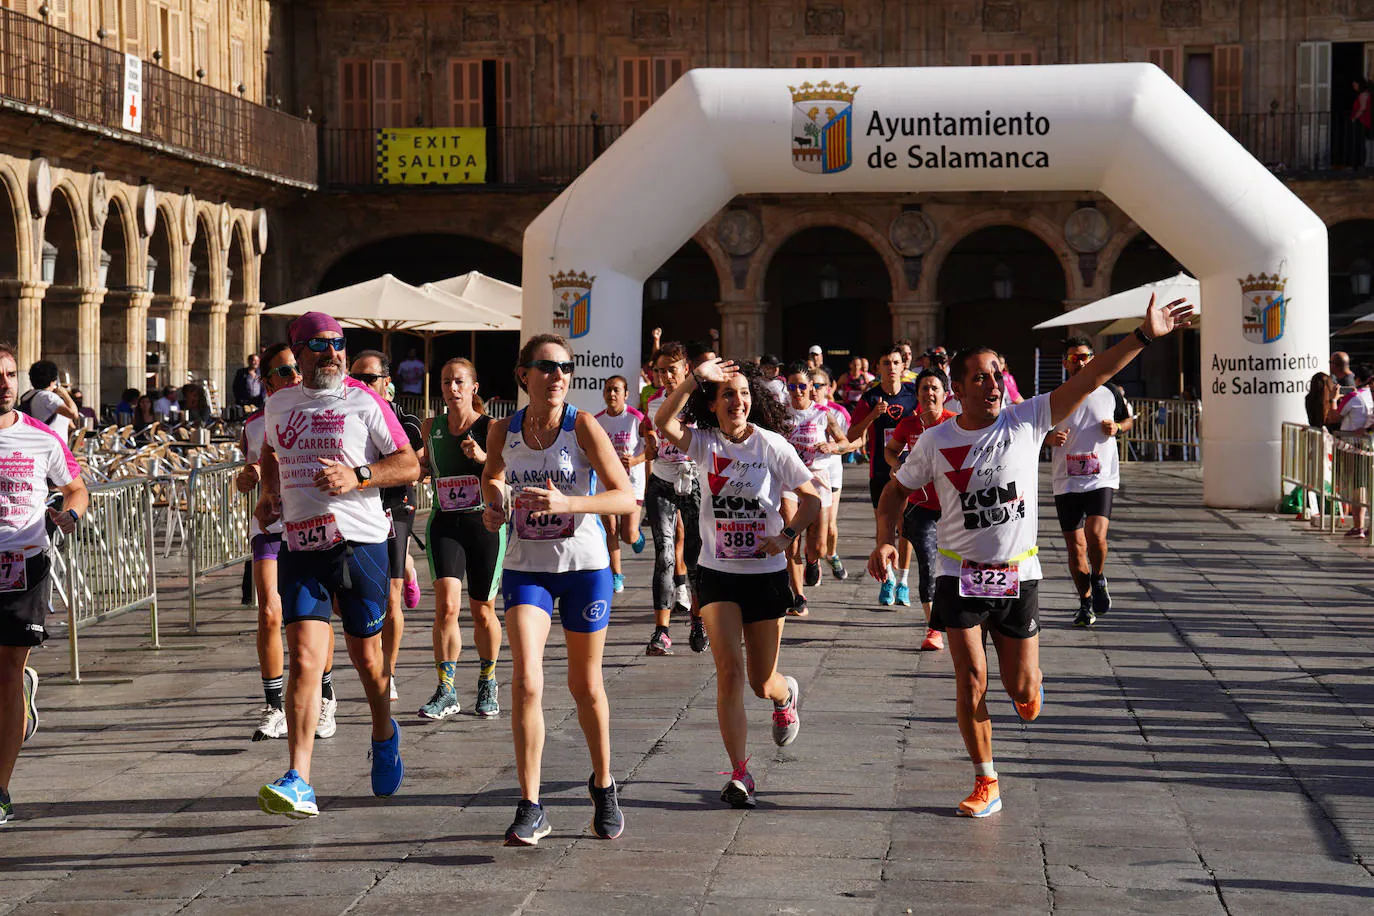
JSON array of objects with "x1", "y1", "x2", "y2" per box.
[
  {"x1": 0, "y1": 551, "x2": 26, "y2": 593},
  {"x1": 514, "y1": 508, "x2": 574, "y2": 541},
  {"x1": 958, "y1": 559, "x2": 1020, "y2": 599},
  {"x1": 437, "y1": 475, "x2": 481, "y2": 511},
  {"x1": 715, "y1": 519, "x2": 767, "y2": 560},
  {"x1": 285, "y1": 513, "x2": 343, "y2": 552}
]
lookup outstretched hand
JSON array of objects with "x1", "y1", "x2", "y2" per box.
[
  {"x1": 693, "y1": 357, "x2": 740, "y2": 385},
  {"x1": 1141, "y1": 294, "x2": 1197, "y2": 341}
]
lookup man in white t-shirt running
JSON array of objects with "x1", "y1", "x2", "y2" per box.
[
  {"x1": 868, "y1": 295, "x2": 1194, "y2": 819},
  {"x1": 1047, "y1": 336, "x2": 1135, "y2": 628},
  {"x1": 0, "y1": 342, "x2": 88, "y2": 826},
  {"x1": 253, "y1": 312, "x2": 421, "y2": 819}
]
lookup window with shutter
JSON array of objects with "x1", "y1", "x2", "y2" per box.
[
  {"x1": 1147, "y1": 47, "x2": 1182, "y2": 82},
  {"x1": 372, "y1": 61, "x2": 405, "y2": 127},
  {"x1": 1213, "y1": 44, "x2": 1242, "y2": 126},
  {"x1": 621, "y1": 56, "x2": 688, "y2": 122},
  {"x1": 51, "y1": 0, "x2": 69, "y2": 29},
  {"x1": 230, "y1": 37, "x2": 244, "y2": 88},
  {"x1": 100, "y1": 0, "x2": 119, "y2": 40},
  {"x1": 450, "y1": 59, "x2": 482, "y2": 126},
  {"x1": 122, "y1": 0, "x2": 138, "y2": 53},
  {"x1": 794, "y1": 54, "x2": 860, "y2": 68},
  {"x1": 167, "y1": 7, "x2": 183, "y2": 74},
  {"x1": 339, "y1": 59, "x2": 370, "y2": 127},
  {"x1": 192, "y1": 20, "x2": 208, "y2": 78},
  {"x1": 970, "y1": 50, "x2": 1038, "y2": 66}
]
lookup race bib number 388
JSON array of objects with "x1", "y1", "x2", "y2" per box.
[{"x1": 715, "y1": 519, "x2": 767, "y2": 560}]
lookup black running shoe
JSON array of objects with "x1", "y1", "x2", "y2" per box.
[
  {"x1": 688, "y1": 615, "x2": 708, "y2": 653},
  {"x1": 504, "y1": 799, "x2": 552, "y2": 846},
  {"x1": 646, "y1": 629, "x2": 673, "y2": 656},
  {"x1": 587, "y1": 775, "x2": 625, "y2": 839},
  {"x1": 804, "y1": 560, "x2": 821, "y2": 587},
  {"x1": 1073, "y1": 605, "x2": 1096, "y2": 628},
  {"x1": 787, "y1": 595, "x2": 809, "y2": 618},
  {"x1": 1091, "y1": 576, "x2": 1111, "y2": 617}
]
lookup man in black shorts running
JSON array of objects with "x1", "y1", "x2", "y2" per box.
[
  {"x1": 1046, "y1": 337, "x2": 1135, "y2": 628},
  {"x1": 868, "y1": 296, "x2": 1193, "y2": 818}
]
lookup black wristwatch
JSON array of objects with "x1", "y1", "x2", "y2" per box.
[
  {"x1": 66, "y1": 508, "x2": 80, "y2": 527},
  {"x1": 781, "y1": 526, "x2": 798, "y2": 541},
  {"x1": 355, "y1": 465, "x2": 373, "y2": 488}
]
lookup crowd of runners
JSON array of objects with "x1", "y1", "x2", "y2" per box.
[{"x1": 0, "y1": 293, "x2": 1195, "y2": 837}]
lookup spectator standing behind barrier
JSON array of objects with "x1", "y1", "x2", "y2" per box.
[
  {"x1": 1327, "y1": 364, "x2": 1374, "y2": 538},
  {"x1": 1331, "y1": 352, "x2": 1356, "y2": 393},
  {"x1": 395, "y1": 349, "x2": 426, "y2": 397},
  {"x1": 1306, "y1": 373, "x2": 1338, "y2": 431},
  {"x1": 233, "y1": 354, "x2": 266, "y2": 411},
  {"x1": 17, "y1": 361, "x2": 77, "y2": 444},
  {"x1": 0, "y1": 341, "x2": 89, "y2": 826}
]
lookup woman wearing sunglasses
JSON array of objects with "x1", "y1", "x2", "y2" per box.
[
  {"x1": 781, "y1": 366, "x2": 855, "y2": 617},
  {"x1": 654, "y1": 357, "x2": 821, "y2": 808},
  {"x1": 481, "y1": 333, "x2": 636, "y2": 846},
  {"x1": 416, "y1": 358, "x2": 505, "y2": 721}
]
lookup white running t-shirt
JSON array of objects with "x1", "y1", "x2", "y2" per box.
[
  {"x1": 1050, "y1": 386, "x2": 1121, "y2": 496},
  {"x1": 785, "y1": 404, "x2": 829, "y2": 469},
  {"x1": 242, "y1": 411, "x2": 284, "y2": 538},
  {"x1": 646, "y1": 390, "x2": 697, "y2": 483},
  {"x1": 595, "y1": 406, "x2": 647, "y2": 499},
  {"x1": 895, "y1": 394, "x2": 1054, "y2": 581},
  {"x1": 264, "y1": 377, "x2": 409, "y2": 547},
  {"x1": 0, "y1": 414, "x2": 81, "y2": 558},
  {"x1": 687, "y1": 426, "x2": 812, "y2": 575}
]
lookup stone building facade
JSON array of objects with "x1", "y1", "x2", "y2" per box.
[{"x1": 0, "y1": 1, "x2": 309, "y2": 405}]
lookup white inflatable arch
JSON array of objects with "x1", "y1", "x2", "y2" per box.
[{"x1": 523, "y1": 65, "x2": 1327, "y2": 508}]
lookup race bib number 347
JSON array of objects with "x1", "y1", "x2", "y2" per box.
[{"x1": 285, "y1": 514, "x2": 343, "y2": 552}]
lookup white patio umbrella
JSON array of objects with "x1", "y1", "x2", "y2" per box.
[
  {"x1": 429, "y1": 271, "x2": 522, "y2": 322},
  {"x1": 1032, "y1": 273, "x2": 1201, "y2": 394},
  {"x1": 264, "y1": 274, "x2": 509, "y2": 401},
  {"x1": 1331, "y1": 311, "x2": 1374, "y2": 336}
]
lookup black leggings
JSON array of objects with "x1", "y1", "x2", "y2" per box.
[
  {"x1": 902, "y1": 504, "x2": 941, "y2": 604},
  {"x1": 644, "y1": 473, "x2": 702, "y2": 611}
]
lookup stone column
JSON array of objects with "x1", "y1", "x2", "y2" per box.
[
  {"x1": 166, "y1": 296, "x2": 193, "y2": 386},
  {"x1": 206, "y1": 298, "x2": 230, "y2": 407},
  {"x1": 102, "y1": 290, "x2": 154, "y2": 399},
  {"x1": 76, "y1": 289, "x2": 105, "y2": 407},
  {"x1": 226, "y1": 301, "x2": 263, "y2": 376},
  {"x1": 717, "y1": 299, "x2": 768, "y2": 361},
  {"x1": 0, "y1": 280, "x2": 48, "y2": 393},
  {"x1": 889, "y1": 300, "x2": 942, "y2": 349}
]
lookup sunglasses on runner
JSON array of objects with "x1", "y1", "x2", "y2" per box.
[
  {"x1": 267, "y1": 364, "x2": 300, "y2": 380},
  {"x1": 787, "y1": 383, "x2": 812, "y2": 392},
  {"x1": 350, "y1": 372, "x2": 386, "y2": 384},
  {"x1": 522, "y1": 359, "x2": 575, "y2": 375},
  {"x1": 304, "y1": 337, "x2": 346, "y2": 352}
]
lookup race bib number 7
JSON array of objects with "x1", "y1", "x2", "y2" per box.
[
  {"x1": 285, "y1": 514, "x2": 343, "y2": 552},
  {"x1": 437, "y1": 475, "x2": 481, "y2": 511},
  {"x1": 958, "y1": 559, "x2": 1020, "y2": 599},
  {"x1": 0, "y1": 551, "x2": 26, "y2": 593},
  {"x1": 1067, "y1": 452, "x2": 1102, "y2": 477},
  {"x1": 715, "y1": 520, "x2": 767, "y2": 560}
]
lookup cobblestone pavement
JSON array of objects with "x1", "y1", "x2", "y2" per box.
[{"x1": 2, "y1": 464, "x2": 1372, "y2": 915}]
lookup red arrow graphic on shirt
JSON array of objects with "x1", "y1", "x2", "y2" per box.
[
  {"x1": 939, "y1": 445, "x2": 974, "y2": 493},
  {"x1": 707, "y1": 454, "x2": 733, "y2": 496}
]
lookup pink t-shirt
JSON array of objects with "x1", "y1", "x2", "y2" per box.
[
  {"x1": 264, "y1": 377, "x2": 408, "y2": 546},
  {"x1": 0, "y1": 414, "x2": 80, "y2": 557}
]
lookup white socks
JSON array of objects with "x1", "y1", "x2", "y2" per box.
[{"x1": 974, "y1": 760, "x2": 998, "y2": 780}]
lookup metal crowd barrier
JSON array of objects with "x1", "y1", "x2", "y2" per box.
[
  {"x1": 50, "y1": 478, "x2": 160, "y2": 684},
  {"x1": 1327, "y1": 433, "x2": 1374, "y2": 546},
  {"x1": 1279, "y1": 421, "x2": 1331, "y2": 524},
  {"x1": 1120, "y1": 398, "x2": 1201, "y2": 462},
  {"x1": 186, "y1": 461, "x2": 254, "y2": 632}
]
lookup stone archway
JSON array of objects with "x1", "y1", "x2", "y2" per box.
[
  {"x1": 642, "y1": 238, "x2": 722, "y2": 359},
  {"x1": 0, "y1": 164, "x2": 31, "y2": 362},
  {"x1": 97, "y1": 194, "x2": 140, "y2": 407},
  {"x1": 39, "y1": 183, "x2": 90, "y2": 388},
  {"x1": 146, "y1": 203, "x2": 180, "y2": 390}
]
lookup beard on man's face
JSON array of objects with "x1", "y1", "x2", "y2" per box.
[{"x1": 310, "y1": 360, "x2": 343, "y2": 390}]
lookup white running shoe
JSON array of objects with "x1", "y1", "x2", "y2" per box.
[
  {"x1": 673, "y1": 583, "x2": 691, "y2": 613},
  {"x1": 253, "y1": 706, "x2": 287, "y2": 741},
  {"x1": 389, "y1": 677, "x2": 399, "y2": 701},
  {"x1": 316, "y1": 696, "x2": 338, "y2": 739}
]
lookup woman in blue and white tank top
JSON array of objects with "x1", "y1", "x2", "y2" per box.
[{"x1": 481, "y1": 333, "x2": 636, "y2": 847}]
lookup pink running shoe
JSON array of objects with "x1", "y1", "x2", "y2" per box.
[{"x1": 403, "y1": 575, "x2": 421, "y2": 609}]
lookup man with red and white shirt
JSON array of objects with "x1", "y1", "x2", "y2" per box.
[
  {"x1": 0, "y1": 342, "x2": 88, "y2": 826},
  {"x1": 253, "y1": 313, "x2": 420, "y2": 819},
  {"x1": 869, "y1": 296, "x2": 1194, "y2": 820}
]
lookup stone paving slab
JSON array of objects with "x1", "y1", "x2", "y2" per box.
[{"x1": 2, "y1": 463, "x2": 1373, "y2": 914}]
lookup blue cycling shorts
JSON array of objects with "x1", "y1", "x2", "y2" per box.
[
  {"x1": 501, "y1": 567, "x2": 613, "y2": 633},
  {"x1": 278, "y1": 541, "x2": 389, "y2": 638}
]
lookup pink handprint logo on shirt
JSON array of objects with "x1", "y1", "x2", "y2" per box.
[{"x1": 276, "y1": 411, "x2": 309, "y2": 450}]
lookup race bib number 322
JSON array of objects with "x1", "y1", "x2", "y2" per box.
[
  {"x1": 285, "y1": 514, "x2": 343, "y2": 552},
  {"x1": 958, "y1": 559, "x2": 1020, "y2": 599}
]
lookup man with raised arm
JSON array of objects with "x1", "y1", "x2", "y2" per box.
[{"x1": 867, "y1": 296, "x2": 1194, "y2": 819}]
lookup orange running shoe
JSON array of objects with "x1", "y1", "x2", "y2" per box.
[
  {"x1": 957, "y1": 776, "x2": 1001, "y2": 818},
  {"x1": 920, "y1": 628, "x2": 944, "y2": 651},
  {"x1": 1014, "y1": 683, "x2": 1044, "y2": 723}
]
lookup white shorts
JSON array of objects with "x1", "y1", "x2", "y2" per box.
[
  {"x1": 821, "y1": 455, "x2": 844, "y2": 493},
  {"x1": 595, "y1": 464, "x2": 646, "y2": 503},
  {"x1": 782, "y1": 467, "x2": 834, "y2": 509}
]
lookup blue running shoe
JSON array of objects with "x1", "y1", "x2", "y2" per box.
[
  {"x1": 258, "y1": 769, "x2": 319, "y2": 819},
  {"x1": 632, "y1": 532, "x2": 646, "y2": 554},
  {"x1": 612, "y1": 572, "x2": 625, "y2": 593},
  {"x1": 878, "y1": 577, "x2": 896, "y2": 606},
  {"x1": 895, "y1": 583, "x2": 911, "y2": 607},
  {"x1": 370, "y1": 717, "x2": 404, "y2": 797}
]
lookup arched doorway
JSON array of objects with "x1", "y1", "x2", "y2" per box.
[
  {"x1": 39, "y1": 187, "x2": 86, "y2": 387},
  {"x1": 146, "y1": 208, "x2": 177, "y2": 391},
  {"x1": 226, "y1": 222, "x2": 254, "y2": 384},
  {"x1": 764, "y1": 226, "x2": 892, "y2": 370},
  {"x1": 187, "y1": 216, "x2": 217, "y2": 400},
  {"x1": 1329, "y1": 219, "x2": 1374, "y2": 365},
  {"x1": 98, "y1": 199, "x2": 135, "y2": 408},
  {"x1": 316, "y1": 233, "x2": 522, "y2": 401},
  {"x1": 937, "y1": 226, "x2": 1066, "y2": 394},
  {"x1": 1109, "y1": 231, "x2": 1198, "y2": 397},
  {"x1": 642, "y1": 239, "x2": 720, "y2": 360},
  {"x1": 0, "y1": 173, "x2": 24, "y2": 351}
]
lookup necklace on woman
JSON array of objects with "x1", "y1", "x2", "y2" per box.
[
  {"x1": 525, "y1": 409, "x2": 561, "y2": 449},
  {"x1": 720, "y1": 424, "x2": 752, "y2": 443}
]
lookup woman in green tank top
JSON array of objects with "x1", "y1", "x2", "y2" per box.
[{"x1": 417, "y1": 358, "x2": 506, "y2": 720}]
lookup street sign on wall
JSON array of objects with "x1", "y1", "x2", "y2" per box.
[
  {"x1": 122, "y1": 54, "x2": 143, "y2": 133},
  {"x1": 376, "y1": 128, "x2": 486, "y2": 184}
]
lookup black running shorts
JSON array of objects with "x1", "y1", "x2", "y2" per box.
[
  {"x1": 696, "y1": 566, "x2": 794, "y2": 624},
  {"x1": 426, "y1": 509, "x2": 506, "y2": 602},
  {"x1": 0, "y1": 553, "x2": 52, "y2": 647},
  {"x1": 1053, "y1": 488, "x2": 1115, "y2": 532},
  {"x1": 387, "y1": 505, "x2": 415, "y2": 579},
  {"x1": 931, "y1": 576, "x2": 1040, "y2": 639}
]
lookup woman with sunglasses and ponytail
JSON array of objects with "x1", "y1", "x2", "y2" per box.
[
  {"x1": 654, "y1": 357, "x2": 821, "y2": 809},
  {"x1": 416, "y1": 358, "x2": 505, "y2": 721},
  {"x1": 481, "y1": 334, "x2": 636, "y2": 846}
]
